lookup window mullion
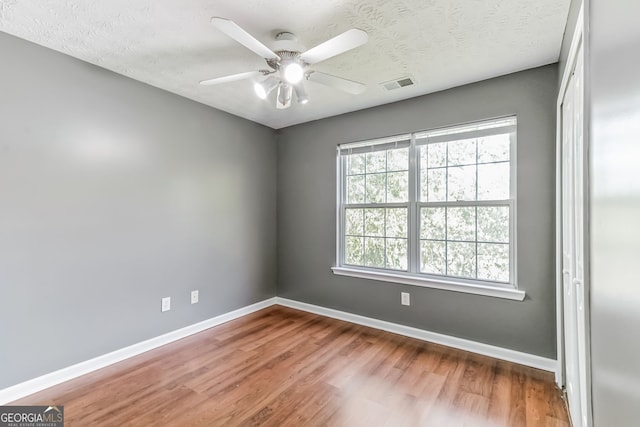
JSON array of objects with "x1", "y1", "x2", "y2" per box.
[
  {"x1": 475, "y1": 138, "x2": 479, "y2": 280},
  {"x1": 444, "y1": 143, "x2": 449, "y2": 276},
  {"x1": 408, "y1": 134, "x2": 418, "y2": 273}
]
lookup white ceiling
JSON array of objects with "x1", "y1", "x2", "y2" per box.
[{"x1": 0, "y1": 0, "x2": 571, "y2": 129}]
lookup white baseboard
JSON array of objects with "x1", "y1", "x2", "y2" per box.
[
  {"x1": 1, "y1": 295, "x2": 557, "y2": 404},
  {"x1": 0, "y1": 297, "x2": 278, "y2": 405},
  {"x1": 275, "y1": 297, "x2": 557, "y2": 372}
]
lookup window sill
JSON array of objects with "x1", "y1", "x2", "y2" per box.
[{"x1": 331, "y1": 267, "x2": 525, "y2": 301}]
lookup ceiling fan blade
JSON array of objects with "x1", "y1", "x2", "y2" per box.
[
  {"x1": 199, "y1": 71, "x2": 262, "y2": 86},
  {"x1": 211, "y1": 17, "x2": 280, "y2": 60},
  {"x1": 299, "y1": 29, "x2": 368, "y2": 65},
  {"x1": 307, "y1": 71, "x2": 366, "y2": 94}
]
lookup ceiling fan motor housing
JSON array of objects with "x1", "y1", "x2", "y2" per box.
[
  {"x1": 273, "y1": 31, "x2": 305, "y2": 51},
  {"x1": 265, "y1": 48, "x2": 307, "y2": 85},
  {"x1": 266, "y1": 50, "x2": 305, "y2": 71}
]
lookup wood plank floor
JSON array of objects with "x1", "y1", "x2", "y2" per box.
[{"x1": 12, "y1": 306, "x2": 570, "y2": 426}]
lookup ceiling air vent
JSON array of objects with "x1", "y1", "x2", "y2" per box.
[{"x1": 381, "y1": 76, "x2": 415, "y2": 91}]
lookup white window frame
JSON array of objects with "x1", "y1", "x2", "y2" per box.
[{"x1": 332, "y1": 117, "x2": 525, "y2": 301}]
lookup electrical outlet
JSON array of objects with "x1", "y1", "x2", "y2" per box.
[
  {"x1": 161, "y1": 297, "x2": 171, "y2": 312},
  {"x1": 401, "y1": 292, "x2": 410, "y2": 306},
  {"x1": 191, "y1": 290, "x2": 199, "y2": 304}
]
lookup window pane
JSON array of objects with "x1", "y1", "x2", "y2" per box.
[
  {"x1": 419, "y1": 145, "x2": 428, "y2": 171},
  {"x1": 419, "y1": 170, "x2": 428, "y2": 201},
  {"x1": 478, "y1": 134, "x2": 510, "y2": 163},
  {"x1": 347, "y1": 175, "x2": 365, "y2": 204},
  {"x1": 447, "y1": 165, "x2": 477, "y2": 201},
  {"x1": 477, "y1": 243, "x2": 509, "y2": 282},
  {"x1": 447, "y1": 138, "x2": 476, "y2": 166},
  {"x1": 420, "y1": 240, "x2": 446, "y2": 275},
  {"x1": 345, "y1": 208, "x2": 364, "y2": 236},
  {"x1": 426, "y1": 142, "x2": 447, "y2": 168},
  {"x1": 477, "y1": 162, "x2": 509, "y2": 200},
  {"x1": 421, "y1": 207, "x2": 445, "y2": 240},
  {"x1": 345, "y1": 236, "x2": 364, "y2": 265},
  {"x1": 366, "y1": 151, "x2": 386, "y2": 173},
  {"x1": 364, "y1": 208, "x2": 385, "y2": 236},
  {"x1": 387, "y1": 171, "x2": 408, "y2": 202},
  {"x1": 386, "y1": 208, "x2": 408, "y2": 238},
  {"x1": 447, "y1": 242, "x2": 476, "y2": 278},
  {"x1": 386, "y1": 238, "x2": 408, "y2": 270},
  {"x1": 387, "y1": 148, "x2": 409, "y2": 171},
  {"x1": 477, "y1": 206, "x2": 509, "y2": 243},
  {"x1": 447, "y1": 206, "x2": 476, "y2": 241},
  {"x1": 364, "y1": 237, "x2": 385, "y2": 268},
  {"x1": 365, "y1": 173, "x2": 386, "y2": 203},
  {"x1": 347, "y1": 153, "x2": 366, "y2": 175},
  {"x1": 426, "y1": 168, "x2": 447, "y2": 202}
]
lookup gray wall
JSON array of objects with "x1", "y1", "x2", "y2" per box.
[
  {"x1": 590, "y1": 0, "x2": 640, "y2": 424},
  {"x1": 277, "y1": 64, "x2": 558, "y2": 358},
  {"x1": 0, "y1": 33, "x2": 277, "y2": 389}
]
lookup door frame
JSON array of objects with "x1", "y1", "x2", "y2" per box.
[{"x1": 555, "y1": 2, "x2": 592, "y2": 426}]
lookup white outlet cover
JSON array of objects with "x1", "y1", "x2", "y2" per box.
[
  {"x1": 161, "y1": 297, "x2": 171, "y2": 312},
  {"x1": 401, "y1": 292, "x2": 410, "y2": 306},
  {"x1": 191, "y1": 290, "x2": 199, "y2": 304}
]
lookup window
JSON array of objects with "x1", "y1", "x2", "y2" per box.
[{"x1": 334, "y1": 117, "x2": 522, "y2": 299}]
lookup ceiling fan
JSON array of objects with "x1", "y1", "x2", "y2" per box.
[{"x1": 200, "y1": 18, "x2": 369, "y2": 109}]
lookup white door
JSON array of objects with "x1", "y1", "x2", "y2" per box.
[{"x1": 561, "y1": 42, "x2": 589, "y2": 427}]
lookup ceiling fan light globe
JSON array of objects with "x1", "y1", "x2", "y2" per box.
[
  {"x1": 294, "y1": 84, "x2": 309, "y2": 104},
  {"x1": 283, "y1": 62, "x2": 304, "y2": 84},
  {"x1": 254, "y1": 77, "x2": 279, "y2": 100},
  {"x1": 277, "y1": 83, "x2": 293, "y2": 109}
]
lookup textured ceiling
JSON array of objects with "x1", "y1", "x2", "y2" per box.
[{"x1": 0, "y1": 0, "x2": 570, "y2": 129}]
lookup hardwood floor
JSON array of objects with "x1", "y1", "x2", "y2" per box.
[{"x1": 12, "y1": 306, "x2": 570, "y2": 426}]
